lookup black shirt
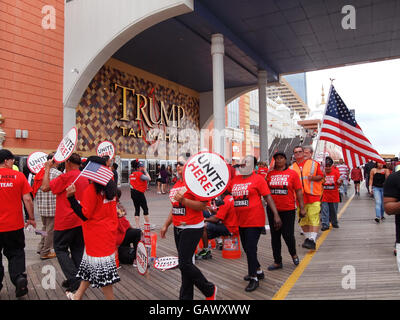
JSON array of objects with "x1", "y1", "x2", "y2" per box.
[{"x1": 384, "y1": 171, "x2": 400, "y2": 242}]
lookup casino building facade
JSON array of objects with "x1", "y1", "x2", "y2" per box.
[{"x1": 1, "y1": 0, "x2": 309, "y2": 183}]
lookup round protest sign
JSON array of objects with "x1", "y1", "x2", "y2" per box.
[
  {"x1": 27, "y1": 151, "x2": 48, "y2": 174},
  {"x1": 53, "y1": 127, "x2": 78, "y2": 163},
  {"x1": 96, "y1": 140, "x2": 115, "y2": 159},
  {"x1": 136, "y1": 241, "x2": 148, "y2": 275},
  {"x1": 154, "y1": 256, "x2": 179, "y2": 271},
  {"x1": 183, "y1": 151, "x2": 230, "y2": 201}
]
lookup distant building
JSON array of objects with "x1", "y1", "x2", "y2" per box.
[
  {"x1": 267, "y1": 76, "x2": 310, "y2": 120},
  {"x1": 284, "y1": 73, "x2": 308, "y2": 104}
]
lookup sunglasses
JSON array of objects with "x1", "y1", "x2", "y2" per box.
[{"x1": 177, "y1": 161, "x2": 185, "y2": 166}]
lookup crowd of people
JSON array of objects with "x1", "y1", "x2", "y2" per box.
[{"x1": 1, "y1": 145, "x2": 400, "y2": 300}]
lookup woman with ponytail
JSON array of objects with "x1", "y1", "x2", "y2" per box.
[{"x1": 65, "y1": 156, "x2": 120, "y2": 300}]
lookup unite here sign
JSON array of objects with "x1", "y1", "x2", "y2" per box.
[{"x1": 183, "y1": 152, "x2": 230, "y2": 200}]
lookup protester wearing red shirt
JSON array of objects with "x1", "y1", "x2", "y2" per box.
[
  {"x1": 321, "y1": 157, "x2": 343, "y2": 231},
  {"x1": 115, "y1": 189, "x2": 141, "y2": 265},
  {"x1": 229, "y1": 155, "x2": 281, "y2": 292},
  {"x1": 196, "y1": 191, "x2": 238, "y2": 260},
  {"x1": 257, "y1": 162, "x2": 269, "y2": 180},
  {"x1": 0, "y1": 149, "x2": 35, "y2": 298},
  {"x1": 41, "y1": 153, "x2": 89, "y2": 293},
  {"x1": 129, "y1": 160, "x2": 151, "y2": 229},
  {"x1": 266, "y1": 152, "x2": 306, "y2": 271},
  {"x1": 350, "y1": 166, "x2": 363, "y2": 196},
  {"x1": 160, "y1": 157, "x2": 216, "y2": 300},
  {"x1": 65, "y1": 156, "x2": 120, "y2": 300}
]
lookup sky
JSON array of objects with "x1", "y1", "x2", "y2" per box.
[{"x1": 306, "y1": 58, "x2": 400, "y2": 156}]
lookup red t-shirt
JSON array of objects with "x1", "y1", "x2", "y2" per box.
[
  {"x1": 0, "y1": 168, "x2": 32, "y2": 232},
  {"x1": 257, "y1": 167, "x2": 269, "y2": 179},
  {"x1": 297, "y1": 160, "x2": 324, "y2": 204},
  {"x1": 169, "y1": 180, "x2": 204, "y2": 227},
  {"x1": 266, "y1": 168, "x2": 302, "y2": 211},
  {"x1": 50, "y1": 169, "x2": 89, "y2": 231},
  {"x1": 80, "y1": 183, "x2": 118, "y2": 257},
  {"x1": 322, "y1": 169, "x2": 341, "y2": 203},
  {"x1": 229, "y1": 172, "x2": 271, "y2": 227},
  {"x1": 130, "y1": 171, "x2": 147, "y2": 193},
  {"x1": 214, "y1": 195, "x2": 238, "y2": 234},
  {"x1": 116, "y1": 216, "x2": 131, "y2": 247}
]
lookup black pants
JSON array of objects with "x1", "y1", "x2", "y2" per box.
[
  {"x1": 173, "y1": 226, "x2": 214, "y2": 300},
  {"x1": 0, "y1": 228, "x2": 26, "y2": 288},
  {"x1": 267, "y1": 208, "x2": 297, "y2": 264},
  {"x1": 118, "y1": 228, "x2": 142, "y2": 264},
  {"x1": 131, "y1": 189, "x2": 149, "y2": 216},
  {"x1": 239, "y1": 227, "x2": 263, "y2": 277},
  {"x1": 53, "y1": 226, "x2": 84, "y2": 290}
]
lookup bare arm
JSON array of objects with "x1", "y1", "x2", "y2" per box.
[
  {"x1": 160, "y1": 211, "x2": 173, "y2": 238},
  {"x1": 369, "y1": 169, "x2": 375, "y2": 192},
  {"x1": 263, "y1": 194, "x2": 282, "y2": 230},
  {"x1": 384, "y1": 197, "x2": 400, "y2": 215},
  {"x1": 22, "y1": 193, "x2": 36, "y2": 228},
  {"x1": 40, "y1": 160, "x2": 53, "y2": 192},
  {"x1": 295, "y1": 189, "x2": 306, "y2": 217}
]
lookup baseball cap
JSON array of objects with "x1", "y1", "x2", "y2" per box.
[
  {"x1": 273, "y1": 151, "x2": 287, "y2": 159},
  {"x1": 0, "y1": 149, "x2": 14, "y2": 163}
]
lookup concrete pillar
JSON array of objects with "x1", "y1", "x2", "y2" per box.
[
  {"x1": 258, "y1": 70, "x2": 268, "y2": 162},
  {"x1": 211, "y1": 33, "x2": 225, "y2": 157},
  {"x1": 63, "y1": 105, "x2": 76, "y2": 135}
]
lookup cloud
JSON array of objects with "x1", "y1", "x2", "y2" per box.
[{"x1": 306, "y1": 58, "x2": 400, "y2": 155}]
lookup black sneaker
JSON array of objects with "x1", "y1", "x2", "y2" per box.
[
  {"x1": 245, "y1": 279, "x2": 259, "y2": 292},
  {"x1": 243, "y1": 272, "x2": 264, "y2": 281},
  {"x1": 321, "y1": 226, "x2": 329, "y2": 231},
  {"x1": 196, "y1": 249, "x2": 212, "y2": 260},
  {"x1": 302, "y1": 238, "x2": 316, "y2": 250},
  {"x1": 332, "y1": 224, "x2": 339, "y2": 228},
  {"x1": 302, "y1": 238, "x2": 311, "y2": 249},
  {"x1": 267, "y1": 263, "x2": 283, "y2": 271},
  {"x1": 308, "y1": 239, "x2": 316, "y2": 250},
  {"x1": 375, "y1": 218, "x2": 380, "y2": 223},
  {"x1": 381, "y1": 216, "x2": 386, "y2": 221},
  {"x1": 15, "y1": 276, "x2": 28, "y2": 298}
]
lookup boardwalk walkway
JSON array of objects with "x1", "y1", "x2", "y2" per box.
[{"x1": 1, "y1": 184, "x2": 398, "y2": 300}]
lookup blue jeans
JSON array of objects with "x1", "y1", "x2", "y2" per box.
[
  {"x1": 321, "y1": 202, "x2": 339, "y2": 228},
  {"x1": 373, "y1": 187, "x2": 384, "y2": 218},
  {"x1": 339, "y1": 180, "x2": 348, "y2": 195}
]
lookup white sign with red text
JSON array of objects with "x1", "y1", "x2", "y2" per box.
[
  {"x1": 53, "y1": 127, "x2": 78, "y2": 163},
  {"x1": 96, "y1": 141, "x2": 115, "y2": 159},
  {"x1": 27, "y1": 152, "x2": 48, "y2": 174},
  {"x1": 136, "y1": 241, "x2": 148, "y2": 275},
  {"x1": 183, "y1": 151, "x2": 230, "y2": 201}
]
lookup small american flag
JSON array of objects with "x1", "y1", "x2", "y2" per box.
[
  {"x1": 319, "y1": 85, "x2": 384, "y2": 169},
  {"x1": 80, "y1": 161, "x2": 114, "y2": 186}
]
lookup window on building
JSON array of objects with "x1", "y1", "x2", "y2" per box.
[{"x1": 227, "y1": 98, "x2": 240, "y2": 128}]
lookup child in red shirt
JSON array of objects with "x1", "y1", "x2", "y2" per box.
[{"x1": 321, "y1": 157, "x2": 343, "y2": 231}]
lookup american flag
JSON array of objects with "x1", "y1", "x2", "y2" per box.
[
  {"x1": 319, "y1": 85, "x2": 384, "y2": 169},
  {"x1": 80, "y1": 161, "x2": 114, "y2": 186}
]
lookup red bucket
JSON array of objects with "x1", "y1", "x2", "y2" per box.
[{"x1": 222, "y1": 233, "x2": 241, "y2": 259}]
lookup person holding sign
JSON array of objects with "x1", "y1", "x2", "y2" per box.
[
  {"x1": 266, "y1": 152, "x2": 305, "y2": 271},
  {"x1": 65, "y1": 156, "x2": 120, "y2": 300},
  {"x1": 160, "y1": 158, "x2": 217, "y2": 300},
  {"x1": 41, "y1": 153, "x2": 89, "y2": 293},
  {"x1": 129, "y1": 160, "x2": 151, "y2": 229},
  {"x1": 229, "y1": 155, "x2": 282, "y2": 292},
  {"x1": 34, "y1": 152, "x2": 62, "y2": 260}
]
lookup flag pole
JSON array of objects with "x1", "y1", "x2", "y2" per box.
[{"x1": 312, "y1": 80, "x2": 333, "y2": 162}]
